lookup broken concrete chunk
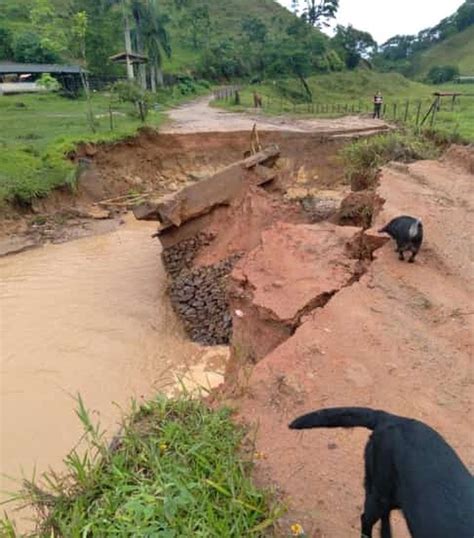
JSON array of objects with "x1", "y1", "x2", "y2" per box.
[{"x1": 133, "y1": 145, "x2": 280, "y2": 224}]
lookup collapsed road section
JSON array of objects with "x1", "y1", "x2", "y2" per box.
[
  {"x1": 133, "y1": 139, "x2": 387, "y2": 352},
  {"x1": 133, "y1": 131, "x2": 473, "y2": 537}
]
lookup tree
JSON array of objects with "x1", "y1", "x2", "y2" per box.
[
  {"x1": 30, "y1": 0, "x2": 68, "y2": 57},
  {"x1": 333, "y1": 25, "x2": 377, "y2": 69},
  {"x1": 455, "y1": 0, "x2": 474, "y2": 30},
  {"x1": 187, "y1": 5, "x2": 211, "y2": 48},
  {"x1": 13, "y1": 31, "x2": 62, "y2": 63},
  {"x1": 0, "y1": 25, "x2": 13, "y2": 60},
  {"x1": 241, "y1": 16, "x2": 267, "y2": 44},
  {"x1": 141, "y1": 0, "x2": 171, "y2": 89},
  {"x1": 105, "y1": 0, "x2": 171, "y2": 88},
  {"x1": 300, "y1": 0, "x2": 339, "y2": 27},
  {"x1": 426, "y1": 65, "x2": 460, "y2": 84}
]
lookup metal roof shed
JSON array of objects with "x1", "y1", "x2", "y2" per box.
[{"x1": 0, "y1": 62, "x2": 84, "y2": 75}]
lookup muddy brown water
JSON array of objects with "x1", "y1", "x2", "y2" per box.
[{"x1": 0, "y1": 215, "x2": 227, "y2": 528}]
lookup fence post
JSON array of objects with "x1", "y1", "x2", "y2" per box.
[
  {"x1": 393, "y1": 103, "x2": 397, "y2": 120},
  {"x1": 430, "y1": 100, "x2": 437, "y2": 127},
  {"x1": 404, "y1": 100, "x2": 409, "y2": 122},
  {"x1": 415, "y1": 100, "x2": 422, "y2": 127},
  {"x1": 109, "y1": 105, "x2": 114, "y2": 131},
  {"x1": 382, "y1": 104, "x2": 386, "y2": 117}
]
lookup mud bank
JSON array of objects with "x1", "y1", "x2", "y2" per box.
[
  {"x1": 1, "y1": 129, "x2": 352, "y2": 257},
  {"x1": 148, "y1": 142, "x2": 473, "y2": 538}
]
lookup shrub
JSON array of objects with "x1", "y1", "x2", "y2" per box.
[
  {"x1": 37, "y1": 72, "x2": 60, "y2": 91},
  {"x1": 426, "y1": 64, "x2": 460, "y2": 84},
  {"x1": 340, "y1": 130, "x2": 440, "y2": 190}
]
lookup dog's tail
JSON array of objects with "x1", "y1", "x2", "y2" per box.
[{"x1": 289, "y1": 407, "x2": 394, "y2": 431}]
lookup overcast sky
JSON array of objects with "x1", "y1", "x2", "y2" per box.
[{"x1": 276, "y1": 0, "x2": 465, "y2": 44}]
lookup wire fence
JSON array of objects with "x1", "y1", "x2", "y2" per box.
[{"x1": 213, "y1": 86, "x2": 473, "y2": 136}]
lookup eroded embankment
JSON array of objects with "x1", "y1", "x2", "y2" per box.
[
  {"x1": 150, "y1": 140, "x2": 474, "y2": 538},
  {"x1": 224, "y1": 147, "x2": 474, "y2": 538},
  {"x1": 1, "y1": 129, "x2": 352, "y2": 256}
]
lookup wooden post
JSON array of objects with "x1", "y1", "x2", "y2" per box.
[
  {"x1": 415, "y1": 100, "x2": 422, "y2": 127},
  {"x1": 382, "y1": 104, "x2": 386, "y2": 117},
  {"x1": 451, "y1": 94, "x2": 456, "y2": 111},
  {"x1": 404, "y1": 100, "x2": 409, "y2": 122},
  {"x1": 393, "y1": 103, "x2": 397, "y2": 120},
  {"x1": 430, "y1": 99, "x2": 437, "y2": 127},
  {"x1": 109, "y1": 105, "x2": 114, "y2": 130}
]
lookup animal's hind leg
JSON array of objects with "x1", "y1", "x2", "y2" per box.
[
  {"x1": 380, "y1": 512, "x2": 392, "y2": 538},
  {"x1": 395, "y1": 242, "x2": 405, "y2": 261},
  {"x1": 361, "y1": 495, "x2": 383, "y2": 537},
  {"x1": 408, "y1": 248, "x2": 418, "y2": 263}
]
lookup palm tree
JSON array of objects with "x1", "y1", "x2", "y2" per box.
[
  {"x1": 141, "y1": 0, "x2": 171, "y2": 90},
  {"x1": 109, "y1": 0, "x2": 171, "y2": 90}
]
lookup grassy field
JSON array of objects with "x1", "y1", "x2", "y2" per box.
[
  {"x1": 0, "y1": 396, "x2": 282, "y2": 537},
  {"x1": 0, "y1": 85, "x2": 210, "y2": 208},
  {"x1": 213, "y1": 71, "x2": 474, "y2": 141}
]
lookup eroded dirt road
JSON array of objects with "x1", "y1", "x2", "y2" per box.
[
  {"x1": 163, "y1": 96, "x2": 389, "y2": 135},
  {"x1": 227, "y1": 151, "x2": 474, "y2": 537}
]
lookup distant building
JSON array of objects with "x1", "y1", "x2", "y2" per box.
[{"x1": 0, "y1": 62, "x2": 84, "y2": 95}]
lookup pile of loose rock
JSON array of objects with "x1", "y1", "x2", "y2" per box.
[
  {"x1": 168, "y1": 252, "x2": 242, "y2": 345},
  {"x1": 161, "y1": 232, "x2": 215, "y2": 279}
]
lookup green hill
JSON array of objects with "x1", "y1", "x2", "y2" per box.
[
  {"x1": 410, "y1": 25, "x2": 474, "y2": 79},
  {"x1": 0, "y1": 0, "x2": 305, "y2": 76}
]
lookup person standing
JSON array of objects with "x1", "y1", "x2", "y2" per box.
[{"x1": 373, "y1": 91, "x2": 383, "y2": 119}]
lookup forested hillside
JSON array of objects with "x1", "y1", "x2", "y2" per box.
[
  {"x1": 374, "y1": 0, "x2": 474, "y2": 81},
  {"x1": 0, "y1": 0, "x2": 349, "y2": 84},
  {"x1": 410, "y1": 25, "x2": 474, "y2": 79}
]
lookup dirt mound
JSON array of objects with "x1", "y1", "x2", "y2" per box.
[
  {"x1": 335, "y1": 189, "x2": 385, "y2": 228},
  {"x1": 217, "y1": 155, "x2": 474, "y2": 538},
  {"x1": 441, "y1": 143, "x2": 474, "y2": 174}
]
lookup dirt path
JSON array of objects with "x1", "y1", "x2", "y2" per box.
[
  {"x1": 162, "y1": 96, "x2": 390, "y2": 135},
  {"x1": 223, "y1": 153, "x2": 474, "y2": 537}
]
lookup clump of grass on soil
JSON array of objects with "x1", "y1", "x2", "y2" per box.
[
  {"x1": 1, "y1": 396, "x2": 281, "y2": 537},
  {"x1": 339, "y1": 129, "x2": 441, "y2": 191}
]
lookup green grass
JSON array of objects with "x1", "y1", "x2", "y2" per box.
[
  {"x1": 1, "y1": 396, "x2": 281, "y2": 537},
  {"x1": 410, "y1": 25, "x2": 474, "y2": 79},
  {"x1": 339, "y1": 130, "x2": 441, "y2": 190},
  {"x1": 213, "y1": 71, "x2": 474, "y2": 141},
  {"x1": 0, "y1": 85, "x2": 209, "y2": 207}
]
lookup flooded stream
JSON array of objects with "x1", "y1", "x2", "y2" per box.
[{"x1": 0, "y1": 215, "x2": 227, "y2": 525}]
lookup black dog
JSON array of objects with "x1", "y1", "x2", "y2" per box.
[
  {"x1": 289, "y1": 407, "x2": 474, "y2": 538},
  {"x1": 378, "y1": 216, "x2": 423, "y2": 262}
]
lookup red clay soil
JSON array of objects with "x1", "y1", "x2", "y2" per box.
[
  {"x1": 193, "y1": 187, "x2": 306, "y2": 267},
  {"x1": 216, "y1": 150, "x2": 474, "y2": 537},
  {"x1": 74, "y1": 130, "x2": 351, "y2": 197},
  {"x1": 227, "y1": 222, "x2": 388, "y2": 365}
]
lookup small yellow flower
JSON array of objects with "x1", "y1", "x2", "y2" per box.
[
  {"x1": 254, "y1": 451, "x2": 268, "y2": 460},
  {"x1": 290, "y1": 522, "x2": 305, "y2": 536},
  {"x1": 159, "y1": 443, "x2": 168, "y2": 453}
]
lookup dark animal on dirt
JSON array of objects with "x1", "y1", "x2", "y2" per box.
[
  {"x1": 378, "y1": 215, "x2": 423, "y2": 262},
  {"x1": 289, "y1": 407, "x2": 474, "y2": 538}
]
